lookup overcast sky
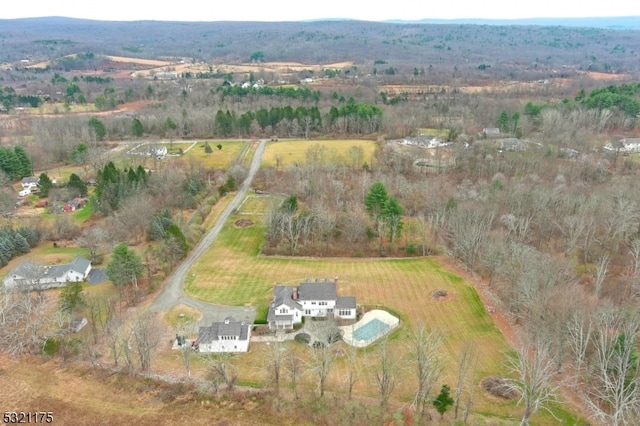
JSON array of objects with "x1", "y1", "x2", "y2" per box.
[{"x1": 1, "y1": 0, "x2": 639, "y2": 22}]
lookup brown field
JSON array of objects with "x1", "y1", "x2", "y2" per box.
[
  {"x1": 381, "y1": 79, "x2": 572, "y2": 96},
  {"x1": 128, "y1": 60, "x2": 356, "y2": 79},
  {"x1": 103, "y1": 56, "x2": 172, "y2": 67},
  {"x1": 0, "y1": 353, "x2": 301, "y2": 426}
]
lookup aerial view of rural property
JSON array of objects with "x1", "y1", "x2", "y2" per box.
[{"x1": 1, "y1": 1, "x2": 640, "y2": 424}]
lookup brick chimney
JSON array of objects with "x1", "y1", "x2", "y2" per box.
[
  {"x1": 334, "y1": 275, "x2": 339, "y2": 286},
  {"x1": 292, "y1": 287, "x2": 298, "y2": 300}
]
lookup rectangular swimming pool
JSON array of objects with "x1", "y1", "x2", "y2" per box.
[{"x1": 352, "y1": 318, "x2": 390, "y2": 342}]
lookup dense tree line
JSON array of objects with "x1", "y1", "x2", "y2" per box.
[
  {"x1": 0, "y1": 146, "x2": 32, "y2": 180},
  {"x1": 94, "y1": 162, "x2": 149, "y2": 214},
  {"x1": 213, "y1": 102, "x2": 382, "y2": 137},
  {"x1": 578, "y1": 82, "x2": 640, "y2": 117},
  {"x1": 0, "y1": 86, "x2": 42, "y2": 109},
  {"x1": 216, "y1": 85, "x2": 320, "y2": 102}
]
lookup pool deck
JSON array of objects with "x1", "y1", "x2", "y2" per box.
[{"x1": 340, "y1": 309, "x2": 400, "y2": 348}]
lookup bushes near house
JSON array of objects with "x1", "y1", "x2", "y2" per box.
[{"x1": 294, "y1": 333, "x2": 311, "y2": 345}]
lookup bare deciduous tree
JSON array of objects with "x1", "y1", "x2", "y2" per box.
[
  {"x1": 583, "y1": 309, "x2": 640, "y2": 426},
  {"x1": 287, "y1": 352, "x2": 302, "y2": 400},
  {"x1": 446, "y1": 207, "x2": 495, "y2": 271},
  {"x1": 204, "y1": 352, "x2": 238, "y2": 394},
  {"x1": 130, "y1": 312, "x2": 162, "y2": 374},
  {"x1": 407, "y1": 326, "x2": 444, "y2": 421},
  {"x1": 76, "y1": 226, "x2": 109, "y2": 265},
  {"x1": 454, "y1": 341, "x2": 477, "y2": 420},
  {"x1": 505, "y1": 341, "x2": 562, "y2": 426},
  {"x1": 306, "y1": 319, "x2": 338, "y2": 397},
  {"x1": 263, "y1": 340, "x2": 287, "y2": 393},
  {"x1": 593, "y1": 253, "x2": 610, "y2": 297},
  {"x1": 375, "y1": 337, "x2": 399, "y2": 413},
  {"x1": 345, "y1": 342, "x2": 360, "y2": 400}
]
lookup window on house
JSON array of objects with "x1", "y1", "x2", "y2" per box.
[{"x1": 305, "y1": 310, "x2": 311, "y2": 315}]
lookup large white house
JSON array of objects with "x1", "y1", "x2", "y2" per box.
[
  {"x1": 267, "y1": 278, "x2": 357, "y2": 330},
  {"x1": 197, "y1": 317, "x2": 251, "y2": 353},
  {"x1": 3, "y1": 257, "x2": 91, "y2": 290}
]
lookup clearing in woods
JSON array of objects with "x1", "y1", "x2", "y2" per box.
[
  {"x1": 261, "y1": 139, "x2": 377, "y2": 168},
  {"x1": 181, "y1": 198, "x2": 582, "y2": 424}
]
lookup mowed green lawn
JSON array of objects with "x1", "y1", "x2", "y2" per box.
[
  {"x1": 181, "y1": 204, "x2": 586, "y2": 423},
  {"x1": 261, "y1": 139, "x2": 376, "y2": 168}
]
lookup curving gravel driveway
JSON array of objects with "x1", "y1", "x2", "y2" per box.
[{"x1": 150, "y1": 140, "x2": 266, "y2": 325}]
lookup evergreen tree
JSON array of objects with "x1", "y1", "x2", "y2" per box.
[
  {"x1": 88, "y1": 117, "x2": 106, "y2": 140},
  {"x1": 497, "y1": 110, "x2": 510, "y2": 132},
  {"x1": 365, "y1": 182, "x2": 389, "y2": 226},
  {"x1": 433, "y1": 384, "x2": 454, "y2": 419},
  {"x1": 59, "y1": 282, "x2": 85, "y2": 313},
  {"x1": 38, "y1": 173, "x2": 54, "y2": 197},
  {"x1": 106, "y1": 243, "x2": 144, "y2": 290},
  {"x1": 0, "y1": 147, "x2": 23, "y2": 179},
  {"x1": 70, "y1": 143, "x2": 89, "y2": 165},
  {"x1": 11, "y1": 231, "x2": 30, "y2": 254},
  {"x1": 68, "y1": 173, "x2": 88, "y2": 197},
  {"x1": 17, "y1": 227, "x2": 39, "y2": 247},
  {"x1": 131, "y1": 118, "x2": 144, "y2": 137},
  {"x1": 14, "y1": 147, "x2": 32, "y2": 177},
  {"x1": 382, "y1": 197, "x2": 404, "y2": 242}
]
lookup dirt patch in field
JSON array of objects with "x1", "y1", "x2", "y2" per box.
[
  {"x1": 481, "y1": 376, "x2": 519, "y2": 400},
  {"x1": 104, "y1": 56, "x2": 172, "y2": 67},
  {"x1": 583, "y1": 71, "x2": 631, "y2": 81},
  {"x1": 234, "y1": 219, "x2": 254, "y2": 228},
  {"x1": 430, "y1": 289, "x2": 455, "y2": 302}
]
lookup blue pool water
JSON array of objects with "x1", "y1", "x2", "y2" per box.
[{"x1": 352, "y1": 318, "x2": 390, "y2": 342}]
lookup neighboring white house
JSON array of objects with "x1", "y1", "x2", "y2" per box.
[
  {"x1": 197, "y1": 317, "x2": 251, "y2": 353},
  {"x1": 3, "y1": 257, "x2": 92, "y2": 290},
  {"x1": 21, "y1": 176, "x2": 39, "y2": 190},
  {"x1": 482, "y1": 127, "x2": 500, "y2": 137},
  {"x1": 18, "y1": 188, "x2": 31, "y2": 197},
  {"x1": 267, "y1": 278, "x2": 357, "y2": 330},
  {"x1": 603, "y1": 138, "x2": 640, "y2": 153}
]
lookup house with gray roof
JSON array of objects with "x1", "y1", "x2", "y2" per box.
[
  {"x1": 267, "y1": 278, "x2": 356, "y2": 330},
  {"x1": 21, "y1": 176, "x2": 39, "y2": 190},
  {"x1": 3, "y1": 257, "x2": 91, "y2": 290},
  {"x1": 197, "y1": 317, "x2": 251, "y2": 353}
]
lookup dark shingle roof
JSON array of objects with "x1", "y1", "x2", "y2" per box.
[
  {"x1": 9, "y1": 257, "x2": 91, "y2": 281},
  {"x1": 335, "y1": 296, "x2": 356, "y2": 309},
  {"x1": 298, "y1": 281, "x2": 336, "y2": 301},
  {"x1": 70, "y1": 257, "x2": 91, "y2": 274},
  {"x1": 273, "y1": 286, "x2": 301, "y2": 309},
  {"x1": 198, "y1": 317, "x2": 250, "y2": 342}
]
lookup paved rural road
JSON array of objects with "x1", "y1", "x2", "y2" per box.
[{"x1": 150, "y1": 140, "x2": 266, "y2": 325}]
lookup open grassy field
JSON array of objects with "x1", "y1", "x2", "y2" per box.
[
  {"x1": 261, "y1": 139, "x2": 377, "y2": 168},
  {"x1": 182, "y1": 140, "x2": 245, "y2": 169},
  {"x1": 180, "y1": 196, "x2": 583, "y2": 424}
]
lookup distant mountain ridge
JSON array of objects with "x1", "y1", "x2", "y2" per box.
[
  {"x1": 2, "y1": 16, "x2": 639, "y2": 29},
  {"x1": 1, "y1": 17, "x2": 639, "y2": 73},
  {"x1": 386, "y1": 16, "x2": 640, "y2": 30}
]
